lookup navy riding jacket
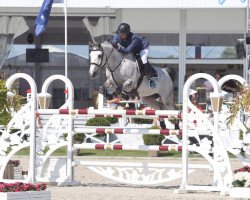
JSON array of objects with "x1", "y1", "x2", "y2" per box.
[{"x1": 112, "y1": 32, "x2": 149, "y2": 55}]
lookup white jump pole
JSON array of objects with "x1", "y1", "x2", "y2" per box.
[
  {"x1": 74, "y1": 127, "x2": 182, "y2": 135},
  {"x1": 74, "y1": 143, "x2": 182, "y2": 151},
  {"x1": 40, "y1": 75, "x2": 74, "y2": 184},
  {"x1": 37, "y1": 108, "x2": 181, "y2": 118},
  {"x1": 6, "y1": 73, "x2": 37, "y2": 183}
]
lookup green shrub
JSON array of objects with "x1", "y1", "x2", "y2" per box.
[
  {"x1": 85, "y1": 117, "x2": 111, "y2": 126},
  {"x1": 133, "y1": 118, "x2": 153, "y2": 124},
  {"x1": 85, "y1": 117, "x2": 111, "y2": 139},
  {"x1": 105, "y1": 117, "x2": 118, "y2": 124},
  {"x1": 143, "y1": 126, "x2": 164, "y2": 145},
  {"x1": 73, "y1": 133, "x2": 85, "y2": 143},
  {"x1": 74, "y1": 118, "x2": 111, "y2": 143}
]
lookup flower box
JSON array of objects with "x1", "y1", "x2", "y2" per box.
[
  {"x1": 230, "y1": 166, "x2": 250, "y2": 198},
  {"x1": 229, "y1": 187, "x2": 250, "y2": 198},
  {"x1": 0, "y1": 190, "x2": 51, "y2": 200}
]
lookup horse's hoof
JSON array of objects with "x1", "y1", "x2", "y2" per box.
[
  {"x1": 99, "y1": 86, "x2": 105, "y2": 94},
  {"x1": 114, "y1": 85, "x2": 123, "y2": 95},
  {"x1": 160, "y1": 121, "x2": 166, "y2": 129},
  {"x1": 105, "y1": 93, "x2": 113, "y2": 100},
  {"x1": 121, "y1": 92, "x2": 129, "y2": 100}
]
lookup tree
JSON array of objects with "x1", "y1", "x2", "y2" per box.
[
  {"x1": 0, "y1": 79, "x2": 22, "y2": 126},
  {"x1": 220, "y1": 47, "x2": 237, "y2": 59}
]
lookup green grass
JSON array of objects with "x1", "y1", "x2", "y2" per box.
[
  {"x1": 15, "y1": 147, "x2": 30, "y2": 156},
  {"x1": 12, "y1": 147, "x2": 239, "y2": 159},
  {"x1": 14, "y1": 147, "x2": 183, "y2": 157},
  {"x1": 15, "y1": 147, "x2": 67, "y2": 156}
]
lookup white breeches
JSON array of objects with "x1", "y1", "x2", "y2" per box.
[{"x1": 139, "y1": 48, "x2": 149, "y2": 64}]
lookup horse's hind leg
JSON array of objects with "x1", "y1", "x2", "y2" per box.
[
  {"x1": 141, "y1": 96, "x2": 164, "y2": 110},
  {"x1": 159, "y1": 91, "x2": 174, "y2": 110},
  {"x1": 141, "y1": 97, "x2": 166, "y2": 129},
  {"x1": 159, "y1": 93, "x2": 179, "y2": 129}
]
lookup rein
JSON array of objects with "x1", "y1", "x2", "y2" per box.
[{"x1": 90, "y1": 44, "x2": 124, "y2": 86}]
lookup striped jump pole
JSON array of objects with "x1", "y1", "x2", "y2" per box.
[
  {"x1": 74, "y1": 127, "x2": 182, "y2": 136},
  {"x1": 37, "y1": 108, "x2": 182, "y2": 119},
  {"x1": 74, "y1": 143, "x2": 182, "y2": 151}
]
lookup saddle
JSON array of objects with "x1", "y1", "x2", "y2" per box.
[
  {"x1": 114, "y1": 55, "x2": 158, "y2": 99},
  {"x1": 127, "y1": 55, "x2": 157, "y2": 96}
]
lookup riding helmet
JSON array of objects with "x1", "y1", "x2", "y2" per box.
[{"x1": 117, "y1": 23, "x2": 130, "y2": 34}]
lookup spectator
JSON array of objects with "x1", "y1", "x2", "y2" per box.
[
  {"x1": 222, "y1": 80, "x2": 239, "y2": 93},
  {"x1": 185, "y1": 73, "x2": 197, "y2": 102},
  {"x1": 222, "y1": 80, "x2": 240, "y2": 102}
]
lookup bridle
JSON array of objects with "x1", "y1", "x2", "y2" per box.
[
  {"x1": 90, "y1": 45, "x2": 113, "y2": 71},
  {"x1": 90, "y1": 43, "x2": 124, "y2": 85}
]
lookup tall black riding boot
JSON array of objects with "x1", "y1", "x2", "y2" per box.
[
  {"x1": 143, "y1": 62, "x2": 157, "y2": 88},
  {"x1": 143, "y1": 62, "x2": 158, "y2": 78}
]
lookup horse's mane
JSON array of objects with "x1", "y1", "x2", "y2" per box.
[
  {"x1": 99, "y1": 41, "x2": 136, "y2": 61},
  {"x1": 99, "y1": 41, "x2": 113, "y2": 49}
]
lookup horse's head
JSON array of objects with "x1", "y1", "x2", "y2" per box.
[{"x1": 89, "y1": 41, "x2": 113, "y2": 79}]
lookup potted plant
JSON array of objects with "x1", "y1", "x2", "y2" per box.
[
  {"x1": 143, "y1": 125, "x2": 165, "y2": 157},
  {"x1": 229, "y1": 166, "x2": 250, "y2": 199},
  {"x1": 0, "y1": 182, "x2": 50, "y2": 200}
]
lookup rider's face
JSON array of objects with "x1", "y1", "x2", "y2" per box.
[{"x1": 119, "y1": 33, "x2": 127, "y2": 40}]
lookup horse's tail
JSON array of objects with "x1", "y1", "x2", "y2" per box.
[{"x1": 165, "y1": 67, "x2": 176, "y2": 82}]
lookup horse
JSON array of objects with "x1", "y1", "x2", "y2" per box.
[{"x1": 89, "y1": 41, "x2": 175, "y2": 129}]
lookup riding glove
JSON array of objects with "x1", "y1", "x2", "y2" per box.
[{"x1": 111, "y1": 42, "x2": 119, "y2": 49}]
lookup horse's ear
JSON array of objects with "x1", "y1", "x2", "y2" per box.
[{"x1": 89, "y1": 42, "x2": 93, "y2": 50}]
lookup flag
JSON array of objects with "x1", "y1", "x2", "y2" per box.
[
  {"x1": 53, "y1": 0, "x2": 64, "y2": 3},
  {"x1": 34, "y1": 0, "x2": 54, "y2": 36}
]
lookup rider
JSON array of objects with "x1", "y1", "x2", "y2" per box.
[{"x1": 111, "y1": 23, "x2": 157, "y2": 88}]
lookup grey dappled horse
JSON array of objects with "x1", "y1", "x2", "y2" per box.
[{"x1": 89, "y1": 41, "x2": 175, "y2": 128}]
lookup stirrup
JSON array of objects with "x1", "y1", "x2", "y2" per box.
[{"x1": 149, "y1": 79, "x2": 157, "y2": 88}]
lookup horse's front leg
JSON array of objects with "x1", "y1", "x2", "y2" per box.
[{"x1": 99, "y1": 80, "x2": 116, "y2": 100}]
